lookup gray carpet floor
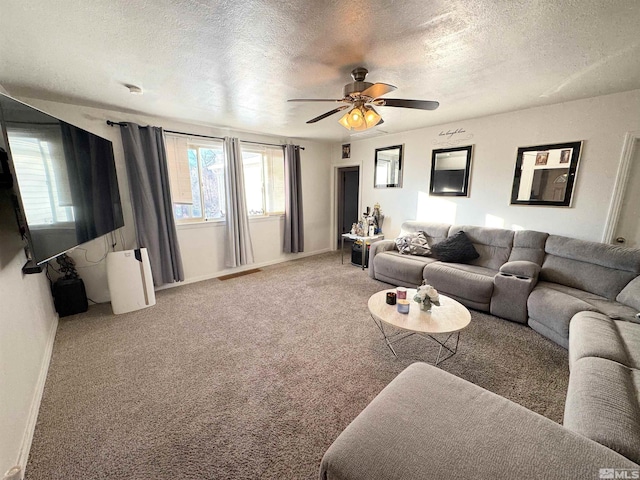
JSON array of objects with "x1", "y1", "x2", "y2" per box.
[{"x1": 26, "y1": 252, "x2": 569, "y2": 479}]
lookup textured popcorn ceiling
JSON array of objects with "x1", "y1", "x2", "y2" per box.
[{"x1": 1, "y1": 0, "x2": 639, "y2": 141}]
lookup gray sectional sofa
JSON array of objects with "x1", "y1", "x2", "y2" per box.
[
  {"x1": 319, "y1": 222, "x2": 640, "y2": 479},
  {"x1": 369, "y1": 221, "x2": 640, "y2": 348},
  {"x1": 320, "y1": 312, "x2": 640, "y2": 479}
]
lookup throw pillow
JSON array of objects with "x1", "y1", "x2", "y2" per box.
[
  {"x1": 431, "y1": 231, "x2": 479, "y2": 263},
  {"x1": 395, "y1": 231, "x2": 432, "y2": 256}
]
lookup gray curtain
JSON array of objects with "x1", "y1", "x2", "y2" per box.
[
  {"x1": 283, "y1": 144, "x2": 304, "y2": 253},
  {"x1": 120, "y1": 123, "x2": 184, "y2": 285},
  {"x1": 224, "y1": 137, "x2": 254, "y2": 267}
]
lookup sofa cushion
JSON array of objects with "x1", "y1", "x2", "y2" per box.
[
  {"x1": 449, "y1": 225, "x2": 514, "y2": 270},
  {"x1": 373, "y1": 251, "x2": 437, "y2": 286},
  {"x1": 399, "y1": 221, "x2": 450, "y2": 245},
  {"x1": 527, "y1": 283, "x2": 598, "y2": 341},
  {"x1": 569, "y1": 312, "x2": 640, "y2": 370},
  {"x1": 564, "y1": 357, "x2": 640, "y2": 464},
  {"x1": 533, "y1": 282, "x2": 638, "y2": 322},
  {"x1": 541, "y1": 235, "x2": 640, "y2": 299},
  {"x1": 320, "y1": 362, "x2": 639, "y2": 480},
  {"x1": 431, "y1": 231, "x2": 479, "y2": 263},
  {"x1": 507, "y1": 230, "x2": 549, "y2": 265},
  {"x1": 395, "y1": 231, "x2": 431, "y2": 256},
  {"x1": 423, "y1": 262, "x2": 495, "y2": 306},
  {"x1": 618, "y1": 276, "x2": 640, "y2": 311}
]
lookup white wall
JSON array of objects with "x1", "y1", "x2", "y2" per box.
[
  {"x1": 0, "y1": 82, "x2": 58, "y2": 479},
  {"x1": 332, "y1": 89, "x2": 640, "y2": 242},
  {"x1": 0, "y1": 192, "x2": 58, "y2": 477},
  {"x1": 17, "y1": 98, "x2": 333, "y2": 298}
]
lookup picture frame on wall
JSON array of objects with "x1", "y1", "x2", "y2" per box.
[
  {"x1": 430, "y1": 145, "x2": 473, "y2": 196},
  {"x1": 535, "y1": 152, "x2": 549, "y2": 165},
  {"x1": 374, "y1": 145, "x2": 403, "y2": 188},
  {"x1": 510, "y1": 141, "x2": 583, "y2": 207},
  {"x1": 342, "y1": 143, "x2": 351, "y2": 159}
]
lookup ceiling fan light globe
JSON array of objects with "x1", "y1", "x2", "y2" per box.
[
  {"x1": 338, "y1": 112, "x2": 352, "y2": 130},
  {"x1": 347, "y1": 108, "x2": 364, "y2": 128},
  {"x1": 364, "y1": 107, "x2": 382, "y2": 128}
]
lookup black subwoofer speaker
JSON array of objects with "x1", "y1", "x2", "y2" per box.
[
  {"x1": 351, "y1": 242, "x2": 370, "y2": 267},
  {"x1": 52, "y1": 278, "x2": 88, "y2": 317}
]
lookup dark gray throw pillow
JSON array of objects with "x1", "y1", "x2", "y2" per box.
[
  {"x1": 395, "y1": 231, "x2": 431, "y2": 256},
  {"x1": 431, "y1": 231, "x2": 479, "y2": 263}
]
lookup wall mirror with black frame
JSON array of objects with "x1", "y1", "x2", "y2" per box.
[
  {"x1": 510, "y1": 141, "x2": 582, "y2": 207},
  {"x1": 374, "y1": 145, "x2": 403, "y2": 188},
  {"x1": 429, "y1": 145, "x2": 473, "y2": 196}
]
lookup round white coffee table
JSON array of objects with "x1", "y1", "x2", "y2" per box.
[{"x1": 368, "y1": 288, "x2": 471, "y2": 365}]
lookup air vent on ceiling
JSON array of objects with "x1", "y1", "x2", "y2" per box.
[{"x1": 350, "y1": 128, "x2": 389, "y2": 139}]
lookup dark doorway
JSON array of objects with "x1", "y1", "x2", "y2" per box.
[{"x1": 337, "y1": 166, "x2": 359, "y2": 245}]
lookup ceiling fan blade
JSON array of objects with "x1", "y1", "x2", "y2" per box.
[
  {"x1": 378, "y1": 99, "x2": 440, "y2": 110},
  {"x1": 361, "y1": 83, "x2": 397, "y2": 99},
  {"x1": 288, "y1": 98, "x2": 348, "y2": 102},
  {"x1": 306, "y1": 105, "x2": 349, "y2": 124}
]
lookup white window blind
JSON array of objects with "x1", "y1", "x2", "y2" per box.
[{"x1": 165, "y1": 134, "x2": 193, "y2": 205}]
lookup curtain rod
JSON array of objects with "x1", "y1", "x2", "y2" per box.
[{"x1": 106, "y1": 120, "x2": 304, "y2": 150}]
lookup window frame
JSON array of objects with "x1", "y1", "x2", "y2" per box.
[
  {"x1": 166, "y1": 133, "x2": 225, "y2": 225},
  {"x1": 240, "y1": 143, "x2": 285, "y2": 217},
  {"x1": 166, "y1": 134, "x2": 286, "y2": 225}
]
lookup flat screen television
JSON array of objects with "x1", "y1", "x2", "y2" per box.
[{"x1": 0, "y1": 93, "x2": 124, "y2": 265}]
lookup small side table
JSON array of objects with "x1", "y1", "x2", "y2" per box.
[{"x1": 341, "y1": 233, "x2": 385, "y2": 270}]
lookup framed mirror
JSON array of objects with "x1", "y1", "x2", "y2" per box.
[
  {"x1": 374, "y1": 145, "x2": 403, "y2": 188},
  {"x1": 430, "y1": 145, "x2": 473, "y2": 196},
  {"x1": 510, "y1": 141, "x2": 582, "y2": 206}
]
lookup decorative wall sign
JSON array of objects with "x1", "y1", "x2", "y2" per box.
[
  {"x1": 510, "y1": 141, "x2": 583, "y2": 207},
  {"x1": 432, "y1": 127, "x2": 474, "y2": 147}
]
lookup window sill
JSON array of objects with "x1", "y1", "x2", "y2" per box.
[{"x1": 176, "y1": 214, "x2": 283, "y2": 230}]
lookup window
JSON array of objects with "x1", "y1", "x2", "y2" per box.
[
  {"x1": 166, "y1": 134, "x2": 225, "y2": 222},
  {"x1": 241, "y1": 145, "x2": 285, "y2": 216},
  {"x1": 166, "y1": 135, "x2": 285, "y2": 223}
]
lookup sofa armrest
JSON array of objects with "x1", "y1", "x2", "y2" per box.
[
  {"x1": 491, "y1": 261, "x2": 540, "y2": 324},
  {"x1": 368, "y1": 240, "x2": 397, "y2": 279},
  {"x1": 499, "y1": 260, "x2": 541, "y2": 279},
  {"x1": 320, "y1": 363, "x2": 638, "y2": 480}
]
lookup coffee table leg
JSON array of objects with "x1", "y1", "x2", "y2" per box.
[
  {"x1": 341, "y1": 236, "x2": 344, "y2": 264},
  {"x1": 433, "y1": 331, "x2": 460, "y2": 366},
  {"x1": 371, "y1": 315, "x2": 398, "y2": 357}
]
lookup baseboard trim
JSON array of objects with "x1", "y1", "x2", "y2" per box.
[
  {"x1": 16, "y1": 314, "x2": 58, "y2": 479},
  {"x1": 157, "y1": 248, "x2": 332, "y2": 290}
]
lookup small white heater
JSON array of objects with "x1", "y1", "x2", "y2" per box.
[{"x1": 106, "y1": 248, "x2": 156, "y2": 314}]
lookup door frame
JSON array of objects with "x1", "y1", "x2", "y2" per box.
[
  {"x1": 603, "y1": 130, "x2": 640, "y2": 243},
  {"x1": 336, "y1": 166, "x2": 360, "y2": 244},
  {"x1": 331, "y1": 162, "x2": 362, "y2": 250}
]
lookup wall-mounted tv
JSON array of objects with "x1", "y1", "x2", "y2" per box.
[{"x1": 0, "y1": 93, "x2": 124, "y2": 266}]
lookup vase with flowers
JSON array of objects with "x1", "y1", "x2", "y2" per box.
[{"x1": 413, "y1": 281, "x2": 440, "y2": 312}]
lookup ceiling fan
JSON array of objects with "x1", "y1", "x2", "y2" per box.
[{"x1": 288, "y1": 67, "x2": 439, "y2": 131}]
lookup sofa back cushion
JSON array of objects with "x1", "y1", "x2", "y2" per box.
[
  {"x1": 541, "y1": 235, "x2": 640, "y2": 299},
  {"x1": 564, "y1": 356, "x2": 640, "y2": 464},
  {"x1": 617, "y1": 276, "x2": 640, "y2": 311},
  {"x1": 448, "y1": 225, "x2": 514, "y2": 270},
  {"x1": 508, "y1": 230, "x2": 549, "y2": 265},
  {"x1": 400, "y1": 221, "x2": 450, "y2": 246}
]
